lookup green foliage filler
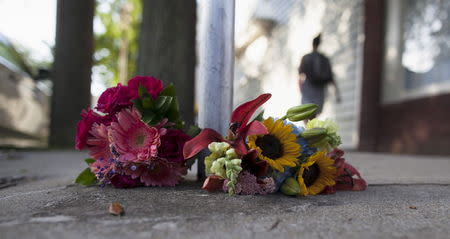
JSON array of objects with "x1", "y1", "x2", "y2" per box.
[
  {"x1": 75, "y1": 158, "x2": 97, "y2": 186},
  {"x1": 75, "y1": 168, "x2": 97, "y2": 186},
  {"x1": 132, "y1": 83, "x2": 183, "y2": 128},
  {"x1": 206, "y1": 143, "x2": 243, "y2": 195}
]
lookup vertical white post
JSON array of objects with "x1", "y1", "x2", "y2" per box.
[
  {"x1": 198, "y1": 0, "x2": 235, "y2": 135},
  {"x1": 197, "y1": 0, "x2": 235, "y2": 179}
]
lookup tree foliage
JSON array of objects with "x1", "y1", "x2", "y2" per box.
[{"x1": 94, "y1": 0, "x2": 142, "y2": 86}]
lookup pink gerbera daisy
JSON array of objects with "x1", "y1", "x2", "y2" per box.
[
  {"x1": 86, "y1": 123, "x2": 112, "y2": 161},
  {"x1": 109, "y1": 108, "x2": 165, "y2": 162},
  {"x1": 86, "y1": 123, "x2": 116, "y2": 181},
  {"x1": 90, "y1": 158, "x2": 115, "y2": 180}
]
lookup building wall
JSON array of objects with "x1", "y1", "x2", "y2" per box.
[
  {"x1": 357, "y1": 0, "x2": 450, "y2": 155},
  {"x1": 234, "y1": 0, "x2": 365, "y2": 149},
  {"x1": 377, "y1": 93, "x2": 450, "y2": 155},
  {"x1": 358, "y1": 0, "x2": 385, "y2": 152},
  {"x1": 317, "y1": 0, "x2": 365, "y2": 149}
]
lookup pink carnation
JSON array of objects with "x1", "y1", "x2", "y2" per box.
[
  {"x1": 128, "y1": 76, "x2": 164, "y2": 100},
  {"x1": 109, "y1": 108, "x2": 164, "y2": 162},
  {"x1": 223, "y1": 171, "x2": 276, "y2": 195},
  {"x1": 75, "y1": 109, "x2": 112, "y2": 150},
  {"x1": 96, "y1": 83, "x2": 133, "y2": 115}
]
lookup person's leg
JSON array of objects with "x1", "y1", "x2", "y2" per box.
[{"x1": 301, "y1": 83, "x2": 324, "y2": 116}]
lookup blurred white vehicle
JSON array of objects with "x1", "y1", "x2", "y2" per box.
[{"x1": 0, "y1": 34, "x2": 50, "y2": 148}]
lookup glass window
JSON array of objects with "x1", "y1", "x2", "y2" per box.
[{"x1": 383, "y1": 0, "x2": 450, "y2": 104}]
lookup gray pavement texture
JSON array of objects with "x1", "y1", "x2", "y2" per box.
[{"x1": 0, "y1": 150, "x2": 449, "y2": 239}]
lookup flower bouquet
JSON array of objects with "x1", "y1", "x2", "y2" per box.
[
  {"x1": 75, "y1": 76, "x2": 192, "y2": 188},
  {"x1": 183, "y1": 94, "x2": 367, "y2": 195}
]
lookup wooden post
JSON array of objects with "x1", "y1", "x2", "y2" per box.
[
  {"x1": 197, "y1": 0, "x2": 235, "y2": 178},
  {"x1": 50, "y1": 0, "x2": 94, "y2": 148},
  {"x1": 137, "y1": 0, "x2": 196, "y2": 127}
]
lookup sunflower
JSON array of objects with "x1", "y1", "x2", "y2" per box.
[
  {"x1": 248, "y1": 117, "x2": 301, "y2": 172},
  {"x1": 297, "y1": 151, "x2": 336, "y2": 196}
]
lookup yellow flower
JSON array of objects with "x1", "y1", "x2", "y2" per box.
[
  {"x1": 297, "y1": 151, "x2": 336, "y2": 196},
  {"x1": 248, "y1": 117, "x2": 301, "y2": 172}
]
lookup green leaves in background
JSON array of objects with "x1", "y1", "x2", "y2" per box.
[
  {"x1": 94, "y1": 0, "x2": 142, "y2": 85},
  {"x1": 75, "y1": 158, "x2": 97, "y2": 186}
]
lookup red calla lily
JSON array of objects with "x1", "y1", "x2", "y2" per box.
[
  {"x1": 322, "y1": 148, "x2": 367, "y2": 194},
  {"x1": 183, "y1": 128, "x2": 225, "y2": 159},
  {"x1": 230, "y1": 93, "x2": 271, "y2": 133},
  {"x1": 183, "y1": 94, "x2": 272, "y2": 159},
  {"x1": 201, "y1": 175, "x2": 225, "y2": 192},
  {"x1": 240, "y1": 149, "x2": 269, "y2": 177}
]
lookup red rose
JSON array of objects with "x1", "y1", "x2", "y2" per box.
[
  {"x1": 159, "y1": 129, "x2": 192, "y2": 163},
  {"x1": 96, "y1": 83, "x2": 133, "y2": 115},
  {"x1": 128, "y1": 76, "x2": 164, "y2": 100},
  {"x1": 75, "y1": 109, "x2": 112, "y2": 150}
]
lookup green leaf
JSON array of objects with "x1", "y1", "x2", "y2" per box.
[
  {"x1": 75, "y1": 168, "x2": 97, "y2": 186},
  {"x1": 138, "y1": 84, "x2": 147, "y2": 98},
  {"x1": 156, "y1": 97, "x2": 173, "y2": 114},
  {"x1": 157, "y1": 84, "x2": 183, "y2": 127},
  {"x1": 142, "y1": 96, "x2": 154, "y2": 109},
  {"x1": 132, "y1": 99, "x2": 144, "y2": 113},
  {"x1": 148, "y1": 114, "x2": 163, "y2": 126},
  {"x1": 85, "y1": 158, "x2": 95, "y2": 165},
  {"x1": 142, "y1": 111, "x2": 156, "y2": 124},
  {"x1": 155, "y1": 96, "x2": 171, "y2": 110},
  {"x1": 175, "y1": 120, "x2": 183, "y2": 129},
  {"x1": 254, "y1": 110, "x2": 265, "y2": 122},
  {"x1": 160, "y1": 84, "x2": 176, "y2": 97},
  {"x1": 166, "y1": 96, "x2": 181, "y2": 122},
  {"x1": 186, "y1": 125, "x2": 201, "y2": 137}
]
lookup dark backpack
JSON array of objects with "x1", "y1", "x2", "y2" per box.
[{"x1": 309, "y1": 53, "x2": 332, "y2": 86}]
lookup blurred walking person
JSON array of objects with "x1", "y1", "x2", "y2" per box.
[{"x1": 298, "y1": 34, "x2": 341, "y2": 115}]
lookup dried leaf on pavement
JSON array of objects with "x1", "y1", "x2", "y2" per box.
[{"x1": 109, "y1": 202, "x2": 124, "y2": 216}]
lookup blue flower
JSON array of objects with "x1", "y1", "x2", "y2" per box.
[
  {"x1": 271, "y1": 167, "x2": 295, "y2": 191},
  {"x1": 285, "y1": 122, "x2": 317, "y2": 157},
  {"x1": 297, "y1": 136, "x2": 317, "y2": 157}
]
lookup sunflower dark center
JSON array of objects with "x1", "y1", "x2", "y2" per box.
[
  {"x1": 255, "y1": 134, "x2": 283, "y2": 159},
  {"x1": 302, "y1": 163, "x2": 320, "y2": 187}
]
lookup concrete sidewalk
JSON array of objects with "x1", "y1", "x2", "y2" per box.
[{"x1": 0, "y1": 150, "x2": 449, "y2": 239}]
